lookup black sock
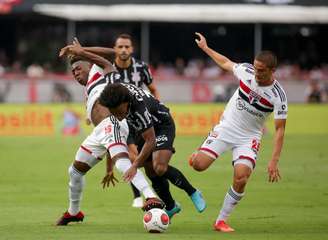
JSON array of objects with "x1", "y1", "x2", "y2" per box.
[
  {"x1": 150, "y1": 176, "x2": 175, "y2": 210},
  {"x1": 130, "y1": 183, "x2": 141, "y2": 198},
  {"x1": 163, "y1": 165, "x2": 196, "y2": 196}
]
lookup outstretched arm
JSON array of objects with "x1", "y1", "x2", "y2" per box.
[
  {"x1": 195, "y1": 32, "x2": 235, "y2": 72},
  {"x1": 72, "y1": 37, "x2": 116, "y2": 62},
  {"x1": 60, "y1": 44, "x2": 116, "y2": 75},
  {"x1": 267, "y1": 119, "x2": 286, "y2": 183}
]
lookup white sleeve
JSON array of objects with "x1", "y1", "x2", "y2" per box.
[
  {"x1": 232, "y1": 63, "x2": 243, "y2": 79},
  {"x1": 273, "y1": 97, "x2": 288, "y2": 119},
  {"x1": 232, "y1": 63, "x2": 254, "y2": 80}
]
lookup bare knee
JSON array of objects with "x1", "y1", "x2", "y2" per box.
[
  {"x1": 233, "y1": 173, "x2": 250, "y2": 193},
  {"x1": 192, "y1": 153, "x2": 214, "y2": 172}
]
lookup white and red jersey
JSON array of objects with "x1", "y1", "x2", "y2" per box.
[
  {"x1": 85, "y1": 64, "x2": 121, "y2": 125},
  {"x1": 215, "y1": 63, "x2": 288, "y2": 143}
]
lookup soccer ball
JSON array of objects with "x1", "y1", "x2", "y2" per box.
[{"x1": 143, "y1": 208, "x2": 169, "y2": 233}]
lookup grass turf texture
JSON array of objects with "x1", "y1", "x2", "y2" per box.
[{"x1": 0, "y1": 104, "x2": 327, "y2": 239}]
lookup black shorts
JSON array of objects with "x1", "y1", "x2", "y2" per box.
[{"x1": 128, "y1": 117, "x2": 176, "y2": 156}]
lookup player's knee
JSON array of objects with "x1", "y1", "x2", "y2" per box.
[
  {"x1": 192, "y1": 155, "x2": 211, "y2": 172},
  {"x1": 233, "y1": 174, "x2": 249, "y2": 191},
  {"x1": 154, "y1": 164, "x2": 168, "y2": 176}
]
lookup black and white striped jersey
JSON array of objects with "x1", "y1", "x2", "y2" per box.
[
  {"x1": 114, "y1": 57, "x2": 153, "y2": 88},
  {"x1": 119, "y1": 83, "x2": 171, "y2": 134}
]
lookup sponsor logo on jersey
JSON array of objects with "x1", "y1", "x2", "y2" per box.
[
  {"x1": 278, "y1": 110, "x2": 287, "y2": 115},
  {"x1": 236, "y1": 98, "x2": 265, "y2": 118}
]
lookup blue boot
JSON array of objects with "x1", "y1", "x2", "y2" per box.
[{"x1": 190, "y1": 190, "x2": 206, "y2": 212}]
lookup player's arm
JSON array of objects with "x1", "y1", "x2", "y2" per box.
[
  {"x1": 72, "y1": 37, "x2": 116, "y2": 62},
  {"x1": 195, "y1": 32, "x2": 235, "y2": 72},
  {"x1": 123, "y1": 127, "x2": 156, "y2": 182},
  {"x1": 81, "y1": 47, "x2": 115, "y2": 62},
  {"x1": 65, "y1": 44, "x2": 116, "y2": 75},
  {"x1": 267, "y1": 119, "x2": 286, "y2": 183},
  {"x1": 147, "y1": 83, "x2": 160, "y2": 100},
  {"x1": 128, "y1": 144, "x2": 138, "y2": 162}
]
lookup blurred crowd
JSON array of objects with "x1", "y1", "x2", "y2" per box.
[{"x1": 1, "y1": 54, "x2": 328, "y2": 83}]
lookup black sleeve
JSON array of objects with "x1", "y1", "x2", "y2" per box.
[
  {"x1": 104, "y1": 71, "x2": 122, "y2": 84},
  {"x1": 142, "y1": 62, "x2": 153, "y2": 86},
  {"x1": 127, "y1": 125, "x2": 136, "y2": 145}
]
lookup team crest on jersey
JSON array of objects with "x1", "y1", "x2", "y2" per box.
[
  {"x1": 248, "y1": 91, "x2": 261, "y2": 104},
  {"x1": 132, "y1": 72, "x2": 141, "y2": 83}
]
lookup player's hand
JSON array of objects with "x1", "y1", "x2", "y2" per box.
[
  {"x1": 67, "y1": 44, "x2": 84, "y2": 56},
  {"x1": 102, "y1": 171, "x2": 118, "y2": 188},
  {"x1": 195, "y1": 32, "x2": 208, "y2": 50},
  {"x1": 123, "y1": 165, "x2": 137, "y2": 182},
  {"x1": 59, "y1": 45, "x2": 73, "y2": 58},
  {"x1": 267, "y1": 160, "x2": 281, "y2": 183},
  {"x1": 73, "y1": 37, "x2": 82, "y2": 47}
]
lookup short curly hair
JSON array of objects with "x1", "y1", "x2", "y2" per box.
[{"x1": 99, "y1": 83, "x2": 132, "y2": 109}]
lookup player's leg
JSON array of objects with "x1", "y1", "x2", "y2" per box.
[
  {"x1": 144, "y1": 160, "x2": 179, "y2": 219},
  {"x1": 56, "y1": 144, "x2": 102, "y2": 226},
  {"x1": 128, "y1": 143, "x2": 142, "y2": 207},
  {"x1": 105, "y1": 118, "x2": 160, "y2": 202},
  {"x1": 214, "y1": 144, "x2": 256, "y2": 232},
  {"x1": 130, "y1": 183, "x2": 143, "y2": 207}
]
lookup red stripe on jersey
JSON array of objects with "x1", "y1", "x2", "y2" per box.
[
  {"x1": 239, "y1": 80, "x2": 251, "y2": 94},
  {"x1": 239, "y1": 80, "x2": 273, "y2": 108},
  {"x1": 198, "y1": 147, "x2": 219, "y2": 159},
  {"x1": 81, "y1": 145, "x2": 92, "y2": 154},
  {"x1": 238, "y1": 155, "x2": 256, "y2": 168},
  {"x1": 107, "y1": 142, "x2": 127, "y2": 150},
  {"x1": 87, "y1": 72, "x2": 102, "y2": 87}
]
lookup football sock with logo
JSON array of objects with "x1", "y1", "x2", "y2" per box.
[
  {"x1": 68, "y1": 165, "x2": 85, "y2": 216},
  {"x1": 115, "y1": 158, "x2": 156, "y2": 199},
  {"x1": 150, "y1": 176, "x2": 175, "y2": 210},
  {"x1": 217, "y1": 186, "x2": 244, "y2": 222},
  {"x1": 131, "y1": 183, "x2": 141, "y2": 198},
  {"x1": 163, "y1": 165, "x2": 196, "y2": 196}
]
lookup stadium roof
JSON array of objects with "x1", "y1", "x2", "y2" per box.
[
  {"x1": 6, "y1": 0, "x2": 328, "y2": 23},
  {"x1": 32, "y1": 4, "x2": 328, "y2": 23}
]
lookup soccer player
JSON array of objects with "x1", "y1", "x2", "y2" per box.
[
  {"x1": 56, "y1": 43, "x2": 164, "y2": 226},
  {"x1": 113, "y1": 33, "x2": 160, "y2": 207},
  {"x1": 190, "y1": 32, "x2": 287, "y2": 232},
  {"x1": 114, "y1": 33, "x2": 160, "y2": 99},
  {"x1": 98, "y1": 82, "x2": 207, "y2": 218}
]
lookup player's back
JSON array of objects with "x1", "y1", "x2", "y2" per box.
[{"x1": 121, "y1": 83, "x2": 171, "y2": 132}]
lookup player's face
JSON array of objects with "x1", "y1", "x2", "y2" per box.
[
  {"x1": 253, "y1": 60, "x2": 274, "y2": 86},
  {"x1": 114, "y1": 38, "x2": 133, "y2": 61},
  {"x1": 110, "y1": 102, "x2": 129, "y2": 121},
  {"x1": 71, "y1": 61, "x2": 90, "y2": 86}
]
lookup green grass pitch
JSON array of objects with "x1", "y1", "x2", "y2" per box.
[{"x1": 0, "y1": 104, "x2": 327, "y2": 240}]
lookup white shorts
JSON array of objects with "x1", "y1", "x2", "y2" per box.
[
  {"x1": 75, "y1": 116, "x2": 129, "y2": 167},
  {"x1": 198, "y1": 129, "x2": 261, "y2": 169}
]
